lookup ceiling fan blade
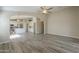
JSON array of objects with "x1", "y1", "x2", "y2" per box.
[
  {"x1": 47, "y1": 7, "x2": 53, "y2": 10},
  {"x1": 40, "y1": 6, "x2": 44, "y2": 10},
  {"x1": 40, "y1": 6, "x2": 48, "y2": 10},
  {"x1": 48, "y1": 11, "x2": 52, "y2": 13}
]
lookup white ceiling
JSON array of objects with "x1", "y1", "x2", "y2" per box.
[
  {"x1": 1, "y1": 6, "x2": 69, "y2": 13},
  {"x1": 1, "y1": 6, "x2": 40, "y2": 12}
]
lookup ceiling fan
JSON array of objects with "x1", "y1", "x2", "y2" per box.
[{"x1": 40, "y1": 6, "x2": 53, "y2": 14}]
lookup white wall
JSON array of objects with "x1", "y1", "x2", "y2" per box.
[
  {"x1": 0, "y1": 12, "x2": 10, "y2": 43},
  {"x1": 47, "y1": 7, "x2": 79, "y2": 39}
]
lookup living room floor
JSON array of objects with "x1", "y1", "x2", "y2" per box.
[{"x1": 0, "y1": 32, "x2": 79, "y2": 53}]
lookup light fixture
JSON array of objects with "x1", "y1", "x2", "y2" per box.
[
  {"x1": 17, "y1": 19, "x2": 20, "y2": 22},
  {"x1": 40, "y1": 6, "x2": 53, "y2": 14},
  {"x1": 42, "y1": 10, "x2": 47, "y2": 14}
]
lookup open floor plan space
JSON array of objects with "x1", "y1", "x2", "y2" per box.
[{"x1": 0, "y1": 6, "x2": 79, "y2": 53}]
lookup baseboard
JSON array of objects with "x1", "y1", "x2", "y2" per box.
[{"x1": 47, "y1": 33, "x2": 79, "y2": 39}]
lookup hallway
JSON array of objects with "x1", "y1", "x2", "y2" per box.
[{"x1": 0, "y1": 33, "x2": 79, "y2": 53}]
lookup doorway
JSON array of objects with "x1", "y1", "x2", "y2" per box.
[
  {"x1": 26, "y1": 24, "x2": 28, "y2": 32},
  {"x1": 41, "y1": 21, "x2": 44, "y2": 34},
  {"x1": 33, "y1": 23, "x2": 36, "y2": 34}
]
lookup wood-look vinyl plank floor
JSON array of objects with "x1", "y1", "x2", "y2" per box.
[{"x1": 0, "y1": 32, "x2": 79, "y2": 53}]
